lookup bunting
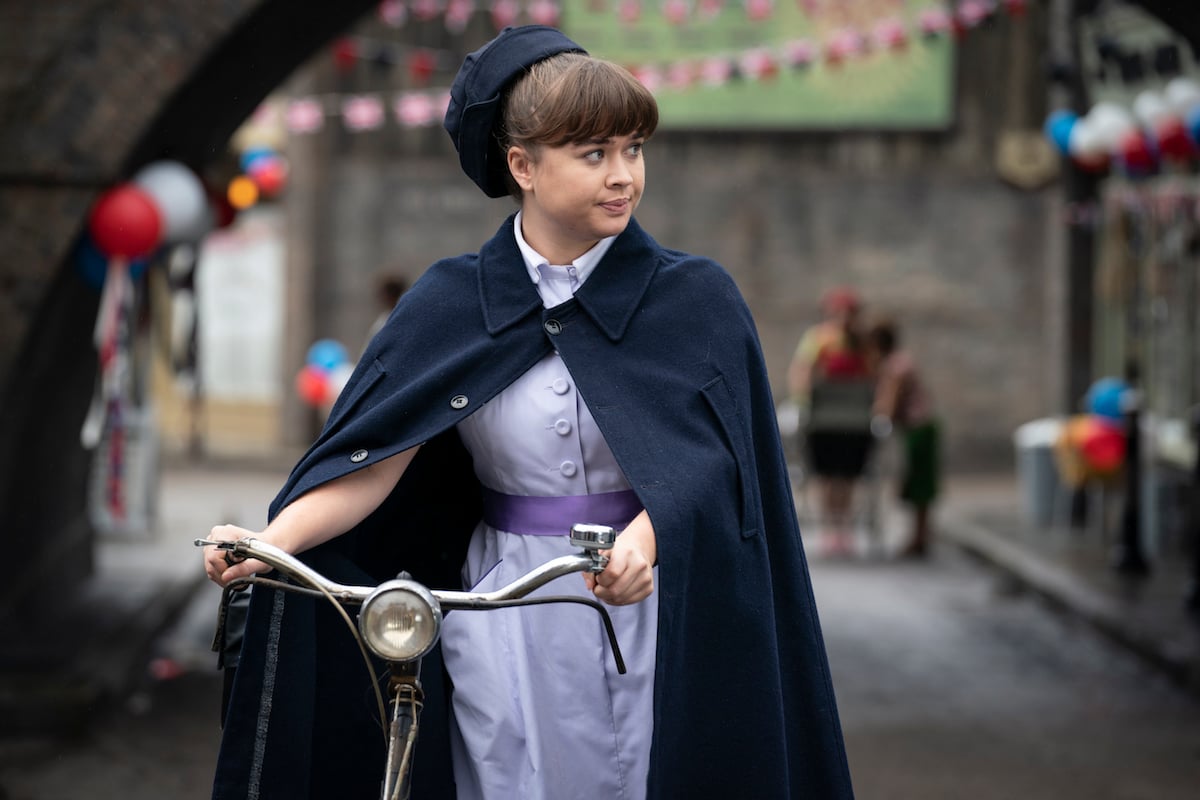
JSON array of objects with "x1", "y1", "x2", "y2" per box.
[
  {"x1": 280, "y1": 0, "x2": 1026, "y2": 135},
  {"x1": 281, "y1": 90, "x2": 453, "y2": 134},
  {"x1": 363, "y1": 0, "x2": 1024, "y2": 34}
]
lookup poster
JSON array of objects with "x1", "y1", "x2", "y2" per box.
[{"x1": 561, "y1": 0, "x2": 956, "y2": 129}]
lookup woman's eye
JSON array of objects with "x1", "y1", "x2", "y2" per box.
[
  {"x1": 584, "y1": 150, "x2": 604, "y2": 162},
  {"x1": 626, "y1": 143, "x2": 643, "y2": 157}
]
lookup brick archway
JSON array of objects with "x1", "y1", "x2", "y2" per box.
[{"x1": 0, "y1": 0, "x2": 376, "y2": 608}]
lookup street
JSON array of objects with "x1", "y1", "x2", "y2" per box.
[
  {"x1": 817, "y1": 551, "x2": 1200, "y2": 800},
  {"x1": 1, "y1": 501, "x2": 1198, "y2": 799}
]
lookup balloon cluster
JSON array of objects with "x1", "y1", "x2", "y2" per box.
[
  {"x1": 1044, "y1": 77, "x2": 1200, "y2": 177},
  {"x1": 227, "y1": 146, "x2": 290, "y2": 211},
  {"x1": 296, "y1": 339, "x2": 355, "y2": 407},
  {"x1": 1053, "y1": 377, "x2": 1131, "y2": 485},
  {"x1": 81, "y1": 159, "x2": 241, "y2": 292},
  {"x1": 86, "y1": 160, "x2": 216, "y2": 263}
]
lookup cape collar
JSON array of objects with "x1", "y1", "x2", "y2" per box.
[{"x1": 479, "y1": 215, "x2": 660, "y2": 342}]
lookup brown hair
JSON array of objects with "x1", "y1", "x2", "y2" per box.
[
  {"x1": 866, "y1": 318, "x2": 899, "y2": 355},
  {"x1": 497, "y1": 52, "x2": 659, "y2": 198}
]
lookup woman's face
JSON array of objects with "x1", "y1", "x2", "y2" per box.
[{"x1": 508, "y1": 132, "x2": 645, "y2": 264}]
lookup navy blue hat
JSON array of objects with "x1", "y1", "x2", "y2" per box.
[{"x1": 444, "y1": 26, "x2": 587, "y2": 197}]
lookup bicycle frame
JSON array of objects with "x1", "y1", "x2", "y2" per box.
[{"x1": 196, "y1": 524, "x2": 625, "y2": 800}]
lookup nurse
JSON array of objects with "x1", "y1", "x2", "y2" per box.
[{"x1": 204, "y1": 25, "x2": 854, "y2": 800}]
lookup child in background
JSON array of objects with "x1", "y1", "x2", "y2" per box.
[{"x1": 867, "y1": 317, "x2": 941, "y2": 557}]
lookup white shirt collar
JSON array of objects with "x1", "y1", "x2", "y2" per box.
[{"x1": 514, "y1": 210, "x2": 616, "y2": 308}]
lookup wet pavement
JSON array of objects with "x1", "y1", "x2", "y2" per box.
[
  {"x1": 819, "y1": 551, "x2": 1200, "y2": 800},
  {"x1": 0, "y1": 461, "x2": 284, "y2": 800},
  {"x1": 935, "y1": 474, "x2": 1200, "y2": 698}
]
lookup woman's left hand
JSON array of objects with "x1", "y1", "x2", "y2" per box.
[{"x1": 584, "y1": 510, "x2": 656, "y2": 605}]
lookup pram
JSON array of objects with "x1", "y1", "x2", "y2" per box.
[{"x1": 779, "y1": 378, "x2": 888, "y2": 554}]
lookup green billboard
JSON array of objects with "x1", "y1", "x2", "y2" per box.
[{"x1": 561, "y1": 0, "x2": 956, "y2": 130}]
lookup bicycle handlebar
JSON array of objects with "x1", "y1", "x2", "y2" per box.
[
  {"x1": 194, "y1": 536, "x2": 606, "y2": 611},
  {"x1": 195, "y1": 526, "x2": 626, "y2": 674}
]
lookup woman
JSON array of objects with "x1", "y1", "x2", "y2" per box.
[
  {"x1": 788, "y1": 286, "x2": 875, "y2": 553},
  {"x1": 205, "y1": 26, "x2": 853, "y2": 800}
]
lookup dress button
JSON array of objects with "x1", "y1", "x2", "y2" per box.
[
  {"x1": 551, "y1": 378, "x2": 570, "y2": 395},
  {"x1": 544, "y1": 319, "x2": 562, "y2": 335},
  {"x1": 350, "y1": 449, "x2": 368, "y2": 463},
  {"x1": 560, "y1": 460, "x2": 578, "y2": 477},
  {"x1": 450, "y1": 395, "x2": 469, "y2": 410},
  {"x1": 554, "y1": 419, "x2": 572, "y2": 435}
]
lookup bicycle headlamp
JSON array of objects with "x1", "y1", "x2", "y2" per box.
[{"x1": 359, "y1": 579, "x2": 442, "y2": 661}]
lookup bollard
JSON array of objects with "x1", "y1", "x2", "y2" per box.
[
  {"x1": 1185, "y1": 405, "x2": 1200, "y2": 614},
  {"x1": 1112, "y1": 382, "x2": 1148, "y2": 576}
]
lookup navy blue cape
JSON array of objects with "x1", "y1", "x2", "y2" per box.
[{"x1": 213, "y1": 216, "x2": 854, "y2": 799}]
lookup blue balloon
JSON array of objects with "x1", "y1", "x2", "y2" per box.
[
  {"x1": 1185, "y1": 106, "x2": 1200, "y2": 148},
  {"x1": 1086, "y1": 377, "x2": 1129, "y2": 421},
  {"x1": 306, "y1": 338, "x2": 349, "y2": 371},
  {"x1": 239, "y1": 146, "x2": 275, "y2": 173},
  {"x1": 74, "y1": 235, "x2": 151, "y2": 290},
  {"x1": 1043, "y1": 109, "x2": 1078, "y2": 156}
]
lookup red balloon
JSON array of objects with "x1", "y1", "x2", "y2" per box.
[
  {"x1": 88, "y1": 184, "x2": 163, "y2": 258},
  {"x1": 295, "y1": 365, "x2": 331, "y2": 407},
  {"x1": 1078, "y1": 417, "x2": 1126, "y2": 474},
  {"x1": 1117, "y1": 130, "x2": 1156, "y2": 174},
  {"x1": 249, "y1": 157, "x2": 288, "y2": 198},
  {"x1": 1155, "y1": 117, "x2": 1195, "y2": 162}
]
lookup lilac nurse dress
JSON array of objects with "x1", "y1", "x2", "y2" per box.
[{"x1": 441, "y1": 219, "x2": 657, "y2": 800}]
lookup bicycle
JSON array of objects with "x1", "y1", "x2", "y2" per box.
[{"x1": 195, "y1": 523, "x2": 626, "y2": 800}]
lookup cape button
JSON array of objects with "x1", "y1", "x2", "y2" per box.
[
  {"x1": 350, "y1": 449, "x2": 369, "y2": 463},
  {"x1": 543, "y1": 319, "x2": 562, "y2": 336},
  {"x1": 450, "y1": 394, "x2": 469, "y2": 410}
]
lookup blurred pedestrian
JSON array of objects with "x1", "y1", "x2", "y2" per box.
[
  {"x1": 203, "y1": 25, "x2": 853, "y2": 800},
  {"x1": 365, "y1": 272, "x2": 408, "y2": 346},
  {"x1": 866, "y1": 316, "x2": 941, "y2": 558},
  {"x1": 787, "y1": 286, "x2": 870, "y2": 398},
  {"x1": 788, "y1": 286, "x2": 875, "y2": 553}
]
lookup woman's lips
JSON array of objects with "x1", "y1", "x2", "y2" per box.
[{"x1": 600, "y1": 198, "x2": 629, "y2": 212}]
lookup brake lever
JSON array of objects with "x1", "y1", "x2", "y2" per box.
[
  {"x1": 194, "y1": 537, "x2": 251, "y2": 567},
  {"x1": 195, "y1": 537, "x2": 236, "y2": 549}
]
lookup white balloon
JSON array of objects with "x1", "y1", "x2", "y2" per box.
[
  {"x1": 328, "y1": 362, "x2": 357, "y2": 402},
  {"x1": 1068, "y1": 117, "x2": 1106, "y2": 160},
  {"x1": 1132, "y1": 89, "x2": 1171, "y2": 127},
  {"x1": 133, "y1": 160, "x2": 211, "y2": 243},
  {"x1": 1165, "y1": 77, "x2": 1200, "y2": 114},
  {"x1": 1085, "y1": 101, "x2": 1136, "y2": 152}
]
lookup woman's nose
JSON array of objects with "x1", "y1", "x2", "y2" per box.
[{"x1": 607, "y1": 157, "x2": 632, "y2": 186}]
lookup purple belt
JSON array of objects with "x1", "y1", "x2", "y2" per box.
[{"x1": 481, "y1": 487, "x2": 642, "y2": 536}]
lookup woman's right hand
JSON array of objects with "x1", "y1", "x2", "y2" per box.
[
  {"x1": 201, "y1": 446, "x2": 423, "y2": 589},
  {"x1": 203, "y1": 523, "x2": 271, "y2": 587}
]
